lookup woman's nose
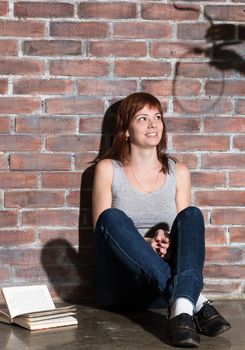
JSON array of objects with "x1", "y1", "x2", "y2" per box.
[{"x1": 148, "y1": 119, "x2": 156, "y2": 128}]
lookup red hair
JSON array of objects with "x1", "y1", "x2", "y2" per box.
[{"x1": 100, "y1": 92, "x2": 171, "y2": 173}]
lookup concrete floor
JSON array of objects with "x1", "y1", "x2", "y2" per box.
[{"x1": 1, "y1": 301, "x2": 244, "y2": 349}]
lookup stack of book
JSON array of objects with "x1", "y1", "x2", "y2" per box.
[{"x1": 0, "y1": 285, "x2": 78, "y2": 331}]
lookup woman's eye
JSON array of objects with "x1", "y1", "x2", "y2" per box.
[
  {"x1": 138, "y1": 116, "x2": 146, "y2": 121},
  {"x1": 155, "y1": 115, "x2": 162, "y2": 120}
]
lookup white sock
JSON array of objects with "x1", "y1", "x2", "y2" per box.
[
  {"x1": 194, "y1": 293, "x2": 208, "y2": 313},
  {"x1": 170, "y1": 298, "x2": 194, "y2": 319}
]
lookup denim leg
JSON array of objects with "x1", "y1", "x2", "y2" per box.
[
  {"x1": 93, "y1": 208, "x2": 171, "y2": 309},
  {"x1": 169, "y1": 206, "x2": 205, "y2": 306}
]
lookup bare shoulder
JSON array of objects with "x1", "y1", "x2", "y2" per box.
[
  {"x1": 175, "y1": 162, "x2": 191, "y2": 185},
  {"x1": 175, "y1": 162, "x2": 190, "y2": 177},
  {"x1": 95, "y1": 159, "x2": 113, "y2": 181}
]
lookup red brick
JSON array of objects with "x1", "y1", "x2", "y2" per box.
[
  {"x1": 230, "y1": 227, "x2": 245, "y2": 243},
  {"x1": 205, "y1": 80, "x2": 245, "y2": 96},
  {"x1": 79, "y1": 2, "x2": 136, "y2": 19},
  {"x1": 151, "y1": 42, "x2": 208, "y2": 59},
  {"x1": 0, "y1": 97, "x2": 40, "y2": 114},
  {"x1": 0, "y1": 172, "x2": 38, "y2": 188},
  {"x1": 204, "y1": 265, "x2": 245, "y2": 279},
  {"x1": 66, "y1": 190, "x2": 80, "y2": 207},
  {"x1": 195, "y1": 190, "x2": 245, "y2": 206},
  {"x1": 0, "y1": 117, "x2": 11, "y2": 133},
  {"x1": 205, "y1": 227, "x2": 226, "y2": 245},
  {"x1": 0, "y1": 230, "x2": 36, "y2": 246},
  {"x1": 176, "y1": 62, "x2": 232, "y2": 78},
  {"x1": 75, "y1": 152, "x2": 98, "y2": 170},
  {"x1": 89, "y1": 40, "x2": 146, "y2": 57},
  {"x1": 0, "y1": 40, "x2": 17, "y2": 56},
  {"x1": 204, "y1": 117, "x2": 245, "y2": 133},
  {"x1": 202, "y1": 154, "x2": 244, "y2": 169},
  {"x1": 23, "y1": 40, "x2": 81, "y2": 56},
  {"x1": 229, "y1": 172, "x2": 245, "y2": 187},
  {"x1": 50, "y1": 60, "x2": 109, "y2": 77},
  {"x1": 0, "y1": 211, "x2": 18, "y2": 228},
  {"x1": 50, "y1": 22, "x2": 108, "y2": 38},
  {"x1": 173, "y1": 135, "x2": 229, "y2": 151},
  {"x1": 203, "y1": 282, "x2": 241, "y2": 295},
  {"x1": 41, "y1": 172, "x2": 82, "y2": 189},
  {"x1": 234, "y1": 136, "x2": 245, "y2": 150},
  {"x1": 0, "y1": 135, "x2": 41, "y2": 151},
  {"x1": 0, "y1": 58, "x2": 44, "y2": 75},
  {"x1": 142, "y1": 79, "x2": 201, "y2": 97},
  {"x1": 5, "y1": 190, "x2": 65, "y2": 208},
  {"x1": 78, "y1": 79, "x2": 136, "y2": 96},
  {"x1": 177, "y1": 23, "x2": 210, "y2": 40},
  {"x1": 13, "y1": 266, "x2": 50, "y2": 281},
  {"x1": 47, "y1": 135, "x2": 101, "y2": 152},
  {"x1": 0, "y1": 1, "x2": 7, "y2": 16},
  {"x1": 142, "y1": 3, "x2": 200, "y2": 20},
  {"x1": 0, "y1": 154, "x2": 8, "y2": 170},
  {"x1": 46, "y1": 98, "x2": 104, "y2": 115},
  {"x1": 79, "y1": 117, "x2": 103, "y2": 133},
  {"x1": 205, "y1": 5, "x2": 245, "y2": 22},
  {"x1": 113, "y1": 22, "x2": 171, "y2": 39},
  {"x1": 206, "y1": 246, "x2": 243, "y2": 263},
  {"x1": 39, "y1": 229, "x2": 79, "y2": 246},
  {"x1": 173, "y1": 98, "x2": 232, "y2": 115},
  {"x1": 22, "y1": 209, "x2": 79, "y2": 227},
  {"x1": 236, "y1": 99, "x2": 245, "y2": 114},
  {"x1": 165, "y1": 118, "x2": 200, "y2": 133},
  {"x1": 0, "y1": 20, "x2": 45, "y2": 37},
  {"x1": 211, "y1": 209, "x2": 245, "y2": 225},
  {"x1": 0, "y1": 79, "x2": 7, "y2": 94},
  {"x1": 14, "y1": 2, "x2": 74, "y2": 18},
  {"x1": 115, "y1": 60, "x2": 171, "y2": 78},
  {"x1": 171, "y1": 154, "x2": 198, "y2": 169},
  {"x1": 13, "y1": 79, "x2": 74, "y2": 95},
  {"x1": 192, "y1": 172, "x2": 226, "y2": 188},
  {"x1": 16, "y1": 116, "x2": 76, "y2": 134},
  {"x1": 10, "y1": 153, "x2": 72, "y2": 171},
  {"x1": 1, "y1": 248, "x2": 41, "y2": 266},
  {"x1": 0, "y1": 267, "x2": 10, "y2": 282}
]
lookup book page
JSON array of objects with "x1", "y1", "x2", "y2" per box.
[{"x1": 2, "y1": 285, "x2": 55, "y2": 319}]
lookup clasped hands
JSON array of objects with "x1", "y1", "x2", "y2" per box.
[{"x1": 146, "y1": 229, "x2": 171, "y2": 259}]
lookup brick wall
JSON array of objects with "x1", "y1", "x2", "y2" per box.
[{"x1": 0, "y1": 1, "x2": 244, "y2": 302}]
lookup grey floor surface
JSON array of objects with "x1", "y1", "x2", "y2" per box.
[{"x1": 0, "y1": 300, "x2": 244, "y2": 349}]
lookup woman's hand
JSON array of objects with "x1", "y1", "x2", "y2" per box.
[{"x1": 147, "y1": 229, "x2": 171, "y2": 259}]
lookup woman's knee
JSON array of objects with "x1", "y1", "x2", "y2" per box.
[
  {"x1": 97, "y1": 208, "x2": 127, "y2": 225},
  {"x1": 178, "y1": 206, "x2": 204, "y2": 222}
]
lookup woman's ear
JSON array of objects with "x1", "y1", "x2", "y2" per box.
[{"x1": 125, "y1": 130, "x2": 129, "y2": 139}]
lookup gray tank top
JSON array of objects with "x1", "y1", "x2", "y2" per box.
[{"x1": 111, "y1": 159, "x2": 177, "y2": 237}]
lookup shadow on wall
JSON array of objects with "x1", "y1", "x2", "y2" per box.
[
  {"x1": 41, "y1": 101, "x2": 121, "y2": 304},
  {"x1": 172, "y1": 2, "x2": 245, "y2": 114}
]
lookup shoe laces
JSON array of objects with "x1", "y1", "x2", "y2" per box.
[
  {"x1": 178, "y1": 314, "x2": 194, "y2": 328},
  {"x1": 201, "y1": 300, "x2": 216, "y2": 318}
]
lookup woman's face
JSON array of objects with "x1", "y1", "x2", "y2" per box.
[{"x1": 125, "y1": 105, "x2": 163, "y2": 148}]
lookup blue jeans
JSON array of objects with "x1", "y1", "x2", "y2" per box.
[{"x1": 93, "y1": 206, "x2": 205, "y2": 310}]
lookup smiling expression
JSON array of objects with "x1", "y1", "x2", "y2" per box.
[{"x1": 125, "y1": 105, "x2": 164, "y2": 148}]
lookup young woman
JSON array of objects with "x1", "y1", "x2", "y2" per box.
[{"x1": 92, "y1": 92, "x2": 231, "y2": 347}]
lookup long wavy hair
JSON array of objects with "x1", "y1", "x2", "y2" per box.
[{"x1": 100, "y1": 92, "x2": 172, "y2": 173}]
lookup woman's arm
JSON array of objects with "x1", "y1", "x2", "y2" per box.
[
  {"x1": 175, "y1": 162, "x2": 192, "y2": 213},
  {"x1": 92, "y1": 159, "x2": 113, "y2": 230}
]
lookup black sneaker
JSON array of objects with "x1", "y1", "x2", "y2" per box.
[
  {"x1": 194, "y1": 300, "x2": 231, "y2": 337},
  {"x1": 168, "y1": 313, "x2": 200, "y2": 347}
]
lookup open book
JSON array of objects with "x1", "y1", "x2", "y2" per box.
[{"x1": 0, "y1": 285, "x2": 78, "y2": 330}]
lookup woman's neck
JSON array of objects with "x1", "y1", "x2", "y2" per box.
[{"x1": 127, "y1": 147, "x2": 160, "y2": 168}]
